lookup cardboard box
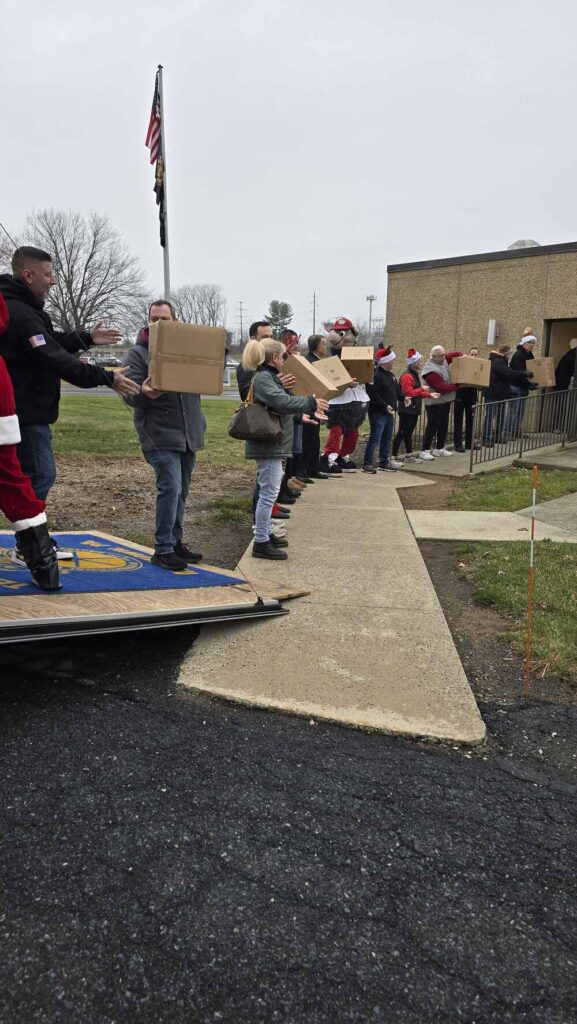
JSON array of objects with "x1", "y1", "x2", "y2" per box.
[
  {"x1": 530, "y1": 356, "x2": 555, "y2": 388},
  {"x1": 314, "y1": 355, "x2": 355, "y2": 395},
  {"x1": 340, "y1": 346, "x2": 374, "y2": 384},
  {"x1": 282, "y1": 353, "x2": 339, "y2": 399},
  {"x1": 449, "y1": 355, "x2": 490, "y2": 388},
  {"x1": 148, "y1": 321, "x2": 226, "y2": 395}
]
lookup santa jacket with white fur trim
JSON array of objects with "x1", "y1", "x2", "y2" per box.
[{"x1": 0, "y1": 294, "x2": 47, "y2": 527}]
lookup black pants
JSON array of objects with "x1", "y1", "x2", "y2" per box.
[
  {"x1": 454, "y1": 398, "x2": 475, "y2": 449},
  {"x1": 301, "y1": 422, "x2": 320, "y2": 476},
  {"x1": 423, "y1": 404, "x2": 451, "y2": 451},
  {"x1": 392, "y1": 412, "x2": 418, "y2": 456}
]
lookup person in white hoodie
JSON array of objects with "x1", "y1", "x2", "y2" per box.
[{"x1": 319, "y1": 317, "x2": 369, "y2": 474}]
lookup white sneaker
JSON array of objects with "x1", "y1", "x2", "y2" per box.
[
  {"x1": 389, "y1": 458, "x2": 404, "y2": 469},
  {"x1": 433, "y1": 448, "x2": 453, "y2": 457},
  {"x1": 419, "y1": 451, "x2": 435, "y2": 461}
]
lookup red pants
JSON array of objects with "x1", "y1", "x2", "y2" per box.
[
  {"x1": 0, "y1": 445, "x2": 45, "y2": 526},
  {"x1": 323, "y1": 426, "x2": 359, "y2": 458}
]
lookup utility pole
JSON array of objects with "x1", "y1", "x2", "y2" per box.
[
  {"x1": 312, "y1": 292, "x2": 316, "y2": 334},
  {"x1": 238, "y1": 301, "x2": 245, "y2": 346},
  {"x1": 366, "y1": 294, "x2": 377, "y2": 337}
]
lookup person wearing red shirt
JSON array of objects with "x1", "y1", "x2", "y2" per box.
[{"x1": 391, "y1": 350, "x2": 440, "y2": 463}]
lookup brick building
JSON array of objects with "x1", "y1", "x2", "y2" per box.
[{"x1": 386, "y1": 240, "x2": 577, "y2": 368}]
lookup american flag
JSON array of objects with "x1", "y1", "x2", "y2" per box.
[{"x1": 145, "y1": 69, "x2": 166, "y2": 247}]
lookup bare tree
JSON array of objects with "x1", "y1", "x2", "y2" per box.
[
  {"x1": 23, "y1": 209, "x2": 149, "y2": 338},
  {"x1": 171, "y1": 283, "x2": 225, "y2": 326}
]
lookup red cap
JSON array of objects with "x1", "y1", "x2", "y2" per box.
[{"x1": 332, "y1": 317, "x2": 357, "y2": 336}]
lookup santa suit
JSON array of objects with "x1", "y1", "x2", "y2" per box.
[{"x1": 0, "y1": 295, "x2": 46, "y2": 530}]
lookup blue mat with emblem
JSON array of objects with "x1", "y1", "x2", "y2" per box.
[{"x1": 0, "y1": 533, "x2": 242, "y2": 596}]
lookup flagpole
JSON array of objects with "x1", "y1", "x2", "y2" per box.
[{"x1": 157, "y1": 64, "x2": 171, "y2": 298}]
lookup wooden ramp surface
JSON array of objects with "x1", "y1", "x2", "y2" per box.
[{"x1": 0, "y1": 532, "x2": 284, "y2": 643}]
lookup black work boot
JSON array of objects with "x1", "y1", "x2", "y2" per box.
[
  {"x1": 252, "y1": 541, "x2": 288, "y2": 560},
  {"x1": 16, "y1": 523, "x2": 61, "y2": 591}
]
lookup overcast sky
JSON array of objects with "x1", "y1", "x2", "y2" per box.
[{"x1": 4, "y1": 0, "x2": 576, "y2": 335}]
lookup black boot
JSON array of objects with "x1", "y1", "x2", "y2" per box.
[{"x1": 16, "y1": 523, "x2": 62, "y2": 591}]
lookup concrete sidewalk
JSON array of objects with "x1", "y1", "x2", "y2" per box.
[
  {"x1": 179, "y1": 472, "x2": 485, "y2": 745},
  {"x1": 407, "y1": 509, "x2": 577, "y2": 542}
]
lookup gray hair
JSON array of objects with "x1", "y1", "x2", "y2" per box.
[{"x1": 430, "y1": 345, "x2": 445, "y2": 356}]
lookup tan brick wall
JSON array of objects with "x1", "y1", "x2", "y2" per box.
[{"x1": 386, "y1": 251, "x2": 577, "y2": 358}]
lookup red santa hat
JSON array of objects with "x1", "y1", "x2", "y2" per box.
[
  {"x1": 332, "y1": 317, "x2": 358, "y2": 336},
  {"x1": 406, "y1": 347, "x2": 422, "y2": 365},
  {"x1": 376, "y1": 346, "x2": 396, "y2": 365}
]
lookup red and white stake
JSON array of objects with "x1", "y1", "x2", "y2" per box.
[{"x1": 524, "y1": 465, "x2": 538, "y2": 697}]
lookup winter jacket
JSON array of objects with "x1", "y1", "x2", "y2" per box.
[
  {"x1": 421, "y1": 352, "x2": 461, "y2": 407},
  {"x1": 236, "y1": 363, "x2": 254, "y2": 402},
  {"x1": 509, "y1": 345, "x2": 535, "y2": 395},
  {"x1": 0, "y1": 274, "x2": 114, "y2": 425},
  {"x1": 555, "y1": 349, "x2": 577, "y2": 391},
  {"x1": 245, "y1": 364, "x2": 316, "y2": 460},
  {"x1": 484, "y1": 351, "x2": 536, "y2": 402},
  {"x1": 123, "y1": 340, "x2": 206, "y2": 453},
  {"x1": 366, "y1": 366, "x2": 397, "y2": 415},
  {"x1": 397, "y1": 368, "x2": 429, "y2": 416}
]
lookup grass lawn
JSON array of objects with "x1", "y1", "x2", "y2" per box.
[
  {"x1": 449, "y1": 466, "x2": 577, "y2": 512},
  {"x1": 52, "y1": 396, "x2": 245, "y2": 468},
  {"x1": 459, "y1": 540, "x2": 577, "y2": 681}
]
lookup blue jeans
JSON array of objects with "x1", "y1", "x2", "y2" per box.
[
  {"x1": 17, "y1": 425, "x2": 57, "y2": 501},
  {"x1": 482, "y1": 402, "x2": 507, "y2": 443},
  {"x1": 364, "y1": 411, "x2": 394, "y2": 467},
  {"x1": 506, "y1": 386, "x2": 527, "y2": 437},
  {"x1": 255, "y1": 458, "x2": 284, "y2": 543},
  {"x1": 144, "y1": 449, "x2": 196, "y2": 553}
]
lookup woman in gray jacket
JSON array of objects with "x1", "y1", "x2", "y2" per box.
[{"x1": 242, "y1": 338, "x2": 328, "y2": 560}]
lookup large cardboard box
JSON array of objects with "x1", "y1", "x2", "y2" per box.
[
  {"x1": 314, "y1": 355, "x2": 355, "y2": 395},
  {"x1": 282, "y1": 353, "x2": 339, "y2": 399},
  {"x1": 148, "y1": 321, "x2": 226, "y2": 394},
  {"x1": 530, "y1": 356, "x2": 555, "y2": 388},
  {"x1": 449, "y1": 355, "x2": 490, "y2": 388},
  {"x1": 340, "y1": 346, "x2": 374, "y2": 384}
]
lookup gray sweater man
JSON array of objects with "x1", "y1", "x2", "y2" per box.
[{"x1": 123, "y1": 300, "x2": 206, "y2": 571}]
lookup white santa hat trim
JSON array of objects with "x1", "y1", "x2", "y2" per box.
[
  {"x1": 378, "y1": 351, "x2": 396, "y2": 365},
  {"x1": 0, "y1": 414, "x2": 21, "y2": 446},
  {"x1": 521, "y1": 334, "x2": 537, "y2": 345},
  {"x1": 407, "y1": 350, "x2": 422, "y2": 365},
  {"x1": 13, "y1": 512, "x2": 47, "y2": 532}
]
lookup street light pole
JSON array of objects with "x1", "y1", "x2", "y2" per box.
[{"x1": 366, "y1": 294, "x2": 377, "y2": 336}]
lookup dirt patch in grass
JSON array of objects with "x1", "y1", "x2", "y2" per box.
[
  {"x1": 43, "y1": 455, "x2": 255, "y2": 570},
  {"x1": 398, "y1": 477, "x2": 461, "y2": 510},
  {"x1": 420, "y1": 540, "x2": 577, "y2": 706}
]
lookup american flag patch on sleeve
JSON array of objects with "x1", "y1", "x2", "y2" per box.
[{"x1": 29, "y1": 334, "x2": 46, "y2": 348}]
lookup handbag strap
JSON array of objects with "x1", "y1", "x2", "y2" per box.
[{"x1": 245, "y1": 378, "x2": 255, "y2": 405}]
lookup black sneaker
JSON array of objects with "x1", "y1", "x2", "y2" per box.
[
  {"x1": 278, "y1": 493, "x2": 297, "y2": 505},
  {"x1": 295, "y1": 476, "x2": 314, "y2": 484},
  {"x1": 174, "y1": 542, "x2": 203, "y2": 563},
  {"x1": 269, "y1": 534, "x2": 289, "y2": 548},
  {"x1": 337, "y1": 456, "x2": 357, "y2": 471},
  {"x1": 362, "y1": 464, "x2": 377, "y2": 474},
  {"x1": 319, "y1": 456, "x2": 342, "y2": 475},
  {"x1": 252, "y1": 541, "x2": 288, "y2": 560},
  {"x1": 151, "y1": 551, "x2": 188, "y2": 571},
  {"x1": 309, "y1": 472, "x2": 329, "y2": 479},
  {"x1": 454, "y1": 446, "x2": 466, "y2": 453}
]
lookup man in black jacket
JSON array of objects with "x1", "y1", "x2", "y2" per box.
[
  {"x1": 363, "y1": 346, "x2": 403, "y2": 472},
  {"x1": 482, "y1": 345, "x2": 536, "y2": 445},
  {"x1": 508, "y1": 332, "x2": 536, "y2": 437},
  {"x1": 301, "y1": 334, "x2": 329, "y2": 479},
  {"x1": 454, "y1": 346, "x2": 480, "y2": 452},
  {"x1": 0, "y1": 246, "x2": 139, "y2": 510}
]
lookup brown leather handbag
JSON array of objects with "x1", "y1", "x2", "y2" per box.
[{"x1": 228, "y1": 380, "x2": 283, "y2": 441}]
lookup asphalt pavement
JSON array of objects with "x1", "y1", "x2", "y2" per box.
[{"x1": 0, "y1": 630, "x2": 576, "y2": 1024}]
